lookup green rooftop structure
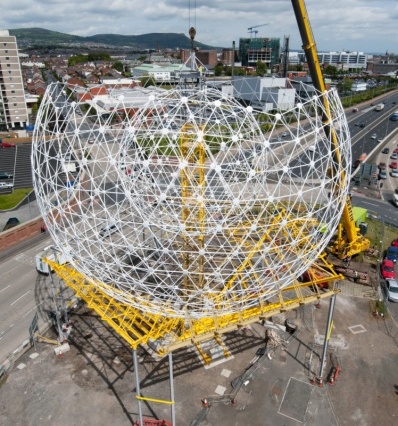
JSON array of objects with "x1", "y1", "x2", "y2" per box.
[{"x1": 239, "y1": 37, "x2": 280, "y2": 69}]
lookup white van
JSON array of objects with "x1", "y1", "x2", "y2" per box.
[
  {"x1": 99, "y1": 220, "x2": 121, "y2": 238},
  {"x1": 36, "y1": 245, "x2": 70, "y2": 274},
  {"x1": 393, "y1": 194, "x2": 398, "y2": 208}
]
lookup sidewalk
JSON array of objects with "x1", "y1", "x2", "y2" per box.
[{"x1": 0, "y1": 197, "x2": 41, "y2": 232}]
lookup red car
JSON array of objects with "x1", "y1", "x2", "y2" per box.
[
  {"x1": 381, "y1": 259, "x2": 396, "y2": 279},
  {"x1": 0, "y1": 142, "x2": 16, "y2": 148},
  {"x1": 392, "y1": 239, "x2": 398, "y2": 248},
  {"x1": 390, "y1": 162, "x2": 398, "y2": 169},
  {"x1": 378, "y1": 162, "x2": 386, "y2": 170}
]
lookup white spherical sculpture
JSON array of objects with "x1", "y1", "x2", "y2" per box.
[{"x1": 32, "y1": 83, "x2": 350, "y2": 318}]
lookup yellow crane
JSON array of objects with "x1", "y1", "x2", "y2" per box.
[{"x1": 291, "y1": 0, "x2": 370, "y2": 259}]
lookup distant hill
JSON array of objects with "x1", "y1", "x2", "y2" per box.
[{"x1": 9, "y1": 27, "x2": 216, "y2": 51}]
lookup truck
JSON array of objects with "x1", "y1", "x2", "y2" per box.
[
  {"x1": 35, "y1": 245, "x2": 70, "y2": 274},
  {"x1": 374, "y1": 103, "x2": 385, "y2": 111}
]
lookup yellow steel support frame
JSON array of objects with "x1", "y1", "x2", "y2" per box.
[
  {"x1": 47, "y1": 257, "x2": 342, "y2": 363},
  {"x1": 180, "y1": 123, "x2": 206, "y2": 291},
  {"x1": 291, "y1": 0, "x2": 369, "y2": 259}
]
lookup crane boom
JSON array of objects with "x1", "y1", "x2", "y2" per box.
[
  {"x1": 291, "y1": 0, "x2": 370, "y2": 258},
  {"x1": 247, "y1": 23, "x2": 269, "y2": 38}
]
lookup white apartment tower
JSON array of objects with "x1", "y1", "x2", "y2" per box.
[{"x1": 0, "y1": 30, "x2": 28, "y2": 130}]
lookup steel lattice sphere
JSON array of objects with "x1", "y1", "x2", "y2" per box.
[{"x1": 32, "y1": 82, "x2": 351, "y2": 318}]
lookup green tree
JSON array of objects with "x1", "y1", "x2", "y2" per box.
[
  {"x1": 112, "y1": 61, "x2": 124, "y2": 73},
  {"x1": 234, "y1": 67, "x2": 246, "y2": 76},
  {"x1": 341, "y1": 77, "x2": 353, "y2": 92},
  {"x1": 256, "y1": 60, "x2": 267, "y2": 77},
  {"x1": 214, "y1": 65, "x2": 223, "y2": 76},
  {"x1": 140, "y1": 76, "x2": 156, "y2": 87},
  {"x1": 87, "y1": 52, "x2": 111, "y2": 62},
  {"x1": 68, "y1": 54, "x2": 87, "y2": 66},
  {"x1": 324, "y1": 65, "x2": 337, "y2": 76}
]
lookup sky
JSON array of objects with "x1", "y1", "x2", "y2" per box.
[{"x1": 1, "y1": 0, "x2": 397, "y2": 54}]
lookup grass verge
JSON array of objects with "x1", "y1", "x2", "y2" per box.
[{"x1": 0, "y1": 188, "x2": 33, "y2": 210}]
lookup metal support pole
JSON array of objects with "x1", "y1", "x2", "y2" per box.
[
  {"x1": 59, "y1": 279, "x2": 69, "y2": 324},
  {"x1": 49, "y1": 271, "x2": 64, "y2": 342},
  {"x1": 231, "y1": 41, "x2": 235, "y2": 84},
  {"x1": 317, "y1": 294, "x2": 336, "y2": 384},
  {"x1": 169, "y1": 352, "x2": 176, "y2": 426},
  {"x1": 133, "y1": 349, "x2": 144, "y2": 426},
  {"x1": 52, "y1": 248, "x2": 68, "y2": 324}
]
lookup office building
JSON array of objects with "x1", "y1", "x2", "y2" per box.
[
  {"x1": 296, "y1": 51, "x2": 367, "y2": 71},
  {"x1": 0, "y1": 30, "x2": 29, "y2": 131},
  {"x1": 239, "y1": 37, "x2": 280, "y2": 69}
]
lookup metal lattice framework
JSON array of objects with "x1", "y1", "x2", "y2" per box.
[{"x1": 32, "y1": 82, "x2": 351, "y2": 320}]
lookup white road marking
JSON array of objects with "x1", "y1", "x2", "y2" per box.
[
  {"x1": 0, "y1": 285, "x2": 11, "y2": 293},
  {"x1": 10, "y1": 291, "x2": 30, "y2": 306},
  {"x1": 360, "y1": 201, "x2": 379, "y2": 207},
  {"x1": 23, "y1": 302, "x2": 44, "y2": 318},
  {"x1": 14, "y1": 253, "x2": 35, "y2": 266}
]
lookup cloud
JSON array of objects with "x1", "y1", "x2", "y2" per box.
[{"x1": 1, "y1": 0, "x2": 396, "y2": 53}]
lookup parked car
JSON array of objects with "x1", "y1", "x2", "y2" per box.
[
  {"x1": 377, "y1": 138, "x2": 383, "y2": 143},
  {"x1": 379, "y1": 169, "x2": 387, "y2": 179},
  {"x1": 391, "y1": 153, "x2": 398, "y2": 160},
  {"x1": 391, "y1": 239, "x2": 398, "y2": 247},
  {"x1": 0, "y1": 141, "x2": 16, "y2": 148},
  {"x1": 381, "y1": 259, "x2": 396, "y2": 279},
  {"x1": 378, "y1": 162, "x2": 386, "y2": 170},
  {"x1": 371, "y1": 133, "x2": 377, "y2": 139},
  {"x1": 0, "y1": 181, "x2": 14, "y2": 189},
  {"x1": 382, "y1": 147, "x2": 390, "y2": 154},
  {"x1": 390, "y1": 162, "x2": 398, "y2": 169},
  {"x1": 391, "y1": 169, "x2": 398, "y2": 177},
  {"x1": 359, "y1": 123, "x2": 366, "y2": 128},
  {"x1": 281, "y1": 132, "x2": 288, "y2": 137},
  {"x1": 386, "y1": 246, "x2": 398, "y2": 263},
  {"x1": 0, "y1": 171, "x2": 13, "y2": 179},
  {"x1": 385, "y1": 279, "x2": 398, "y2": 302}
]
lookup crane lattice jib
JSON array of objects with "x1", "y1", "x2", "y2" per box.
[{"x1": 291, "y1": 0, "x2": 369, "y2": 258}]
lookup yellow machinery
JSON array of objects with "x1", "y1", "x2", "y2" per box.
[
  {"x1": 291, "y1": 0, "x2": 370, "y2": 259},
  {"x1": 47, "y1": 254, "x2": 341, "y2": 363}
]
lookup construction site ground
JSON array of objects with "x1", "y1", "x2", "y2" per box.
[{"x1": 1, "y1": 260, "x2": 398, "y2": 426}]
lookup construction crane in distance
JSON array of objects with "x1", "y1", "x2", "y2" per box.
[{"x1": 248, "y1": 23, "x2": 270, "y2": 38}]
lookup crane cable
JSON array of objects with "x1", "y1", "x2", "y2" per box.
[{"x1": 188, "y1": 1, "x2": 197, "y2": 32}]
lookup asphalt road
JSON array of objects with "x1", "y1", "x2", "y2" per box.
[
  {"x1": 0, "y1": 235, "x2": 74, "y2": 363},
  {"x1": 349, "y1": 93, "x2": 398, "y2": 177}
]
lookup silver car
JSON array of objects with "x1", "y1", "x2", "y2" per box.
[
  {"x1": 385, "y1": 279, "x2": 398, "y2": 302},
  {"x1": 0, "y1": 181, "x2": 14, "y2": 189}
]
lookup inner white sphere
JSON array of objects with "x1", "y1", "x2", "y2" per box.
[{"x1": 32, "y1": 83, "x2": 351, "y2": 318}]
